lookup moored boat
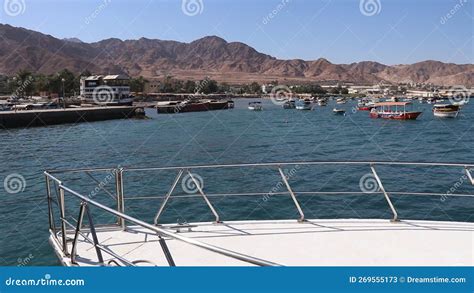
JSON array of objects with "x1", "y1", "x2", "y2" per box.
[
  {"x1": 157, "y1": 99, "x2": 233, "y2": 114},
  {"x1": 357, "y1": 101, "x2": 375, "y2": 111},
  {"x1": 248, "y1": 101, "x2": 263, "y2": 111},
  {"x1": 205, "y1": 99, "x2": 234, "y2": 110},
  {"x1": 336, "y1": 98, "x2": 346, "y2": 104},
  {"x1": 432, "y1": 104, "x2": 460, "y2": 118},
  {"x1": 333, "y1": 108, "x2": 346, "y2": 115},
  {"x1": 282, "y1": 99, "x2": 296, "y2": 109},
  {"x1": 317, "y1": 98, "x2": 327, "y2": 107},
  {"x1": 369, "y1": 102, "x2": 422, "y2": 120},
  {"x1": 157, "y1": 100, "x2": 209, "y2": 114},
  {"x1": 296, "y1": 99, "x2": 312, "y2": 110}
]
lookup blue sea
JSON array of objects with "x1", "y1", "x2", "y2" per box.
[{"x1": 0, "y1": 98, "x2": 473, "y2": 265}]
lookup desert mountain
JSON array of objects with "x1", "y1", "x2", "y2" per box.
[{"x1": 0, "y1": 24, "x2": 472, "y2": 86}]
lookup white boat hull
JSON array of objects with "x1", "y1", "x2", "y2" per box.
[
  {"x1": 56, "y1": 219, "x2": 474, "y2": 266},
  {"x1": 433, "y1": 111, "x2": 458, "y2": 118},
  {"x1": 296, "y1": 105, "x2": 311, "y2": 110}
]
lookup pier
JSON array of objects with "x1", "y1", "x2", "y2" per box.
[{"x1": 0, "y1": 106, "x2": 145, "y2": 129}]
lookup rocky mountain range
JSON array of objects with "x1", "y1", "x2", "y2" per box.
[{"x1": 0, "y1": 23, "x2": 472, "y2": 86}]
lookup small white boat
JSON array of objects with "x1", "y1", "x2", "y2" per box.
[
  {"x1": 317, "y1": 99, "x2": 327, "y2": 106},
  {"x1": 248, "y1": 102, "x2": 262, "y2": 111},
  {"x1": 296, "y1": 99, "x2": 312, "y2": 110},
  {"x1": 453, "y1": 100, "x2": 468, "y2": 107},
  {"x1": 433, "y1": 104, "x2": 459, "y2": 118},
  {"x1": 426, "y1": 98, "x2": 435, "y2": 104},
  {"x1": 333, "y1": 108, "x2": 346, "y2": 115},
  {"x1": 336, "y1": 98, "x2": 346, "y2": 104},
  {"x1": 282, "y1": 100, "x2": 296, "y2": 109}
]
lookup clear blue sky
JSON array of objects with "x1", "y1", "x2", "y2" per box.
[{"x1": 1, "y1": 0, "x2": 472, "y2": 65}]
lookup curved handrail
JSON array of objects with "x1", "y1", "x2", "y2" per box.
[
  {"x1": 52, "y1": 177, "x2": 279, "y2": 267},
  {"x1": 45, "y1": 160, "x2": 474, "y2": 174},
  {"x1": 44, "y1": 161, "x2": 474, "y2": 267}
]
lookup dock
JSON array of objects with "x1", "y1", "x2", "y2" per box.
[{"x1": 0, "y1": 106, "x2": 144, "y2": 128}]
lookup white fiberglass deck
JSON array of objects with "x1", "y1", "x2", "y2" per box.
[{"x1": 54, "y1": 219, "x2": 474, "y2": 266}]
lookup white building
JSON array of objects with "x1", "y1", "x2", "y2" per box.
[
  {"x1": 80, "y1": 75, "x2": 133, "y2": 105},
  {"x1": 261, "y1": 84, "x2": 275, "y2": 94}
]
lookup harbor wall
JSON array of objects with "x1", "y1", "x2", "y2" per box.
[{"x1": 0, "y1": 106, "x2": 143, "y2": 129}]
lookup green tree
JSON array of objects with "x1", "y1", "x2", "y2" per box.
[
  {"x1": 10, "y1": 70, "x2": 35, "y2": 98},
  {"x1": 249, "y1": 82, "x2": 261, "y2": 94},
  {"x1": 130, "y1": 76, "x2": 148, "y2": 93},
  {"x1": 184, "y1": 80, "x2": 196, "y2": 93}
]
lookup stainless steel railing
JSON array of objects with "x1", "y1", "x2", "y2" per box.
[
  {"x1": 44, "y1": 171, "x2": 279, "y2": 267},
  {"x1": 45, "y1": 161, "x2": 474, "y2": 267}
]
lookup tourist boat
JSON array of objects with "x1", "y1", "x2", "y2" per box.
[
  {"x1": 432, "y1": 104, "x2": 460, "y2": 118},
  {"x1": 248, "y1": 102, "x2": 262, "y2": 111},
  {"x1": 369, "y1": 102, "x2": 422, "y2": 120},
  {"x1": 282, "y1": 100, "x2": 296, "y2": 109},
  {"x1": 44, "y1": 161, "x2": 474, "y2": 267},
  {"x1": 296, "y1": 99, "x2": 312, "y2": 110},
  {"x1": 333, "y1": 108, "x2": 346, "y2": 115},
  {"x1": 336, "y1": 98, "x2": 346, "y2": 104}
]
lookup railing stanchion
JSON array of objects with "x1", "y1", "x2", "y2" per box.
[
  {"x1": 187, "y1": 170, "x2": 221, "y2": 223},
  {"x1": 154, "y1": 169, "x2": 184, "y2": 225},
  {"x1": 84, "y1": 204, "x2": 104, "y2": 265},
  {"x1": 370, "y1": 165, "x2": 399, "y2": 222},
  {"x1": 115, "y1": 167, "x2": 125, "y2": 230},
  {"x1": 158, "y1": 236, "x2": 176, "y2": 266},
  {"x1": 71, "y1": 202, "x2": 86, "y2": 264},
  {"x1": 45, "y1": 174, "x2": 56, "y2": 234},
  {"x1": 465, "y1": 167, "x2": 474, "y2": 185},
  {"x1": 278, "y1": 167, "x2": 305, "y2": 222},
  {"x1": 58, "y1": 186, "x2": 69, "y2": 255}
]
